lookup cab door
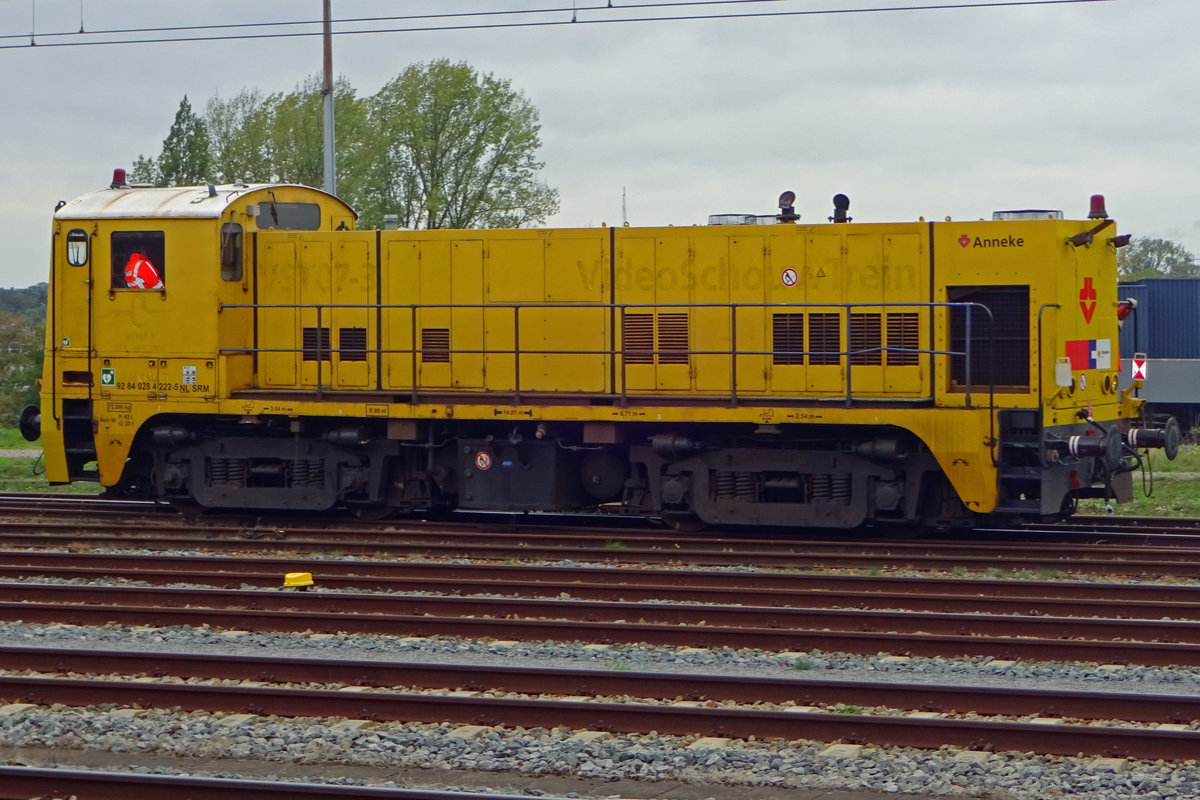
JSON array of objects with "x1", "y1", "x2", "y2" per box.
[{"x1": 56, "y1": 224, "x2": 94, "y2": 359}]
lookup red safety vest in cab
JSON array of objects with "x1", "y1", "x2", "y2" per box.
[{"x1": 124, "y1": 253, "x2": 163, "y2": 290}]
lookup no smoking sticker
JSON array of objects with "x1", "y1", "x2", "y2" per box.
[
  {"x1": 781, "y1": 268, "x2": 798, "y2": 287},
  {"x1": 475, "y1": 451, "x2": 492, "y2": 470}
]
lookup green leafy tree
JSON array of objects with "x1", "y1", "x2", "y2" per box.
[
  {"x1": 1118, "y1": 237, "x2": 1198, "y2": 280},
  {"x1": 268, "y1": 75, "x2": 367, "y2": 190},
  {"x1": 361, "y1": 60, "x2": 558, "y2": 229},
  {"x1": 128, "y1": 153, "x2": 161, "y2": 185},
  {"x1": 159, "y1": 95, "x2": 212, "y2": 186},
  {"x1": 132, "y1": 96, "x2": 211, "y2": 187},
  {"x1": 0, "y1": 312, "x2": 44, "y2": 427},
  {"x1": 205, "y1": 78, "x2": 366, "y2": 190},
  {"x1": 0, "y1": 284, "x2": 47, "y2": 316},
  {"x1": 204, "y1": 87, "x2": 277, "y2": 185},
  {"x1": 135, "y1": 64, "x2": 557, "y2": 230}
]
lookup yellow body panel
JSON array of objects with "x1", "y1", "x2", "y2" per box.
[{"x1": 377, "y1": 229, "x2": 610, "y2": 395}]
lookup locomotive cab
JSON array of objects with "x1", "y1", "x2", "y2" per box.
[{"x1": 35, "y1": 171, "x2": 355, "y2": 490}]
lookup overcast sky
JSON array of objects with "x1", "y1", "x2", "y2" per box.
[{"x1": 0, "y1": 0, "x2": 1196, "y2": 289}]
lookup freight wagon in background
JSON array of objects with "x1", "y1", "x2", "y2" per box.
[
  {"x1": 19, "y1": 172, "x2": 1181, "y2": 530},
  {"x1": 1119, "y1": 278, "x2": 1200, "y2": 435}
]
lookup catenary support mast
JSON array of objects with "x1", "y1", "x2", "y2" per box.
[{"x1": 322, "y1": 0, "x2": 337, "y2": 196}]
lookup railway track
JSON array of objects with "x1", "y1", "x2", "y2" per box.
[
  {"x1": 4, "y1": 549, "x2": 1200, "y2": 617},
  {"x1": 1034, "y1": 514, "x2": 1200, "y2": 534},
  {"x1": 9, "y1": 516, "x2": 1200, "y2": 578},
  {"x1": 0, "y1": 766, "x2": 553, "y2": 799},
  {"x1": 5, "y1": 495, "x2": 1200, "y2": 792},
  {"x1": 5, "y1": 506, "x2": 1200, "y2": 666},
  {"x1": 7, "y1": 491, "x2": 1200, "y2": 544},
  {"x1": 5, "y1": 644, "x2": 1198, "y2": 723},
  {"x1": 2, "y1": 580, "x2": 1198, "y2": 666},
  {"x1": 2, "y1": 645, "x2": 1198, "y2": 760}
]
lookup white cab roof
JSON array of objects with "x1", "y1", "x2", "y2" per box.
[{"x1": 55, "y1": 183, "x2": 349, "y2": 220}]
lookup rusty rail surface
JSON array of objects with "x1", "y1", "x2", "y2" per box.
[
  {"x1": 4, "y1": 550, "x2": 1200, "y2": 619},
  {"x1": 7, "y1": 525, "x2": 1200, "y2": 579},
  {"x1": 3, "y1": 582, "x2": 1198, "y2": 643},
  {"x1": 7, "y1": 491, "x2": 1200, "y2": 541},
  {"x1": 0, "y1": 766, "x2": 545, "y2": 799},
  {"x1": 1, "y1": 582, "x2": 1198, "y2": 666},
  {"x1": 2, "y1": 669, "x2": 1197, "y2": 761},
  {"x1": 2, "y1": 645, "x2": 1197, "y2": 724}
]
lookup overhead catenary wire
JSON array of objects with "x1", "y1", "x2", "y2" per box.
[{"x1": 2, "y1": 0, "x2": 1125, "y2": 50}]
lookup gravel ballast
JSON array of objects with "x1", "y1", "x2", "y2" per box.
[
  {"x1": 6, "y1": 704, "x2": 1195, "y2": 800},
  {"x1": 1, "y1": 620, "x2": 1198, "y2": 799}
]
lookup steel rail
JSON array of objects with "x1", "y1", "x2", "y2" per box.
[
  {"x1": 7, "y1": 528, "x2": 1200, "y2": 578},
  {"x1": 2, "y1": 582, "x2": 1197, "y2": 643},
  {"x1": 5, "y1": 551, "x2": 1200, "y2": 619},
  {"x1": 2, "y1": 673, "x2": 1197, "y2": 761},
  {"x1": 1043, "y1": 515, "x2": 1200, "y2": 532},
  {"x1": 6, "y1": 548, "x2": 1200, "y2": 599},
  {"x1": 2, "y1": 583, "x2": 1199, "y2": 666},
  {"x1": 9, "y1": 494, "x2": 1200, "y2": 537},
  {"x1": 8, "y1": 493, "x2": 1200, "y2": 542},
  {"x1": 9, "y1": 498, "x2": 1200, "y2": 546},
  {"x1": 0, "y1": 493, "x2": 162, "y2": 510},
  {"x1": 10, "y1": 513, "x2": 1200, "y2": 557},
  {"x1": 2, "y1": 644, "x2": 1197, "y2": 724},
  {"x1": 0, "y1": 766, "x2": 547, "y2": 799}
]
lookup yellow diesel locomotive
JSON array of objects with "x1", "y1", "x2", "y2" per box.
[{"x1": 21, "y1": 171, "x2": 1181, "y2": 528}]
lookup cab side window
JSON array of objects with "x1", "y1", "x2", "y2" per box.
[
  {"x1": 256, "y1": 202, "x2": 320, "y2": 230},
  {"x1": 65, "y1": 229, "x2": 89, "y2": 267},
  {"x1": 111, "y1": 231, "x2": 165, "y2": 290},
  {"x1": 220, "y1": 223, "x2": 243, "y2": 281}
]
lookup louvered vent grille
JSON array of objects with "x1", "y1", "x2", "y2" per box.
[
  {"x1": 772, "y1": 313, "x2": 805, "y2": 365},
  {"x1": 656, "y1": 313, "x2": 690, "y2": 365},
  {"x1": 420, "y1": 328, "x2": 450, "y2": 363},
  {"x1": 886, "y1": 312, "x2": 920, "y2": 366},
  {"x1": 807, "y1": 313, "x2": 841, "y2": 365},
  {"x1": 849, "y1": 313, "x2": 882, "y2": 366},
  {"x1": 302, "y1": 327, "x2": 331, "y2": 361},
  {"x1": 622, "y1": 314, "x2": 654, "y2": 364},
  {"x1": 339, "y1": 327, "x2": 367, "y2": 362}
]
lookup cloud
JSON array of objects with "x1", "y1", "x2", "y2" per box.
[{"x1": 2, "y1": 0, "x2": 1198, "y2": 287}]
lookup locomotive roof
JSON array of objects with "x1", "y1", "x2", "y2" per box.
[{"x1": 54, "y1": 183, "x2": 354, "y2": 221}]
